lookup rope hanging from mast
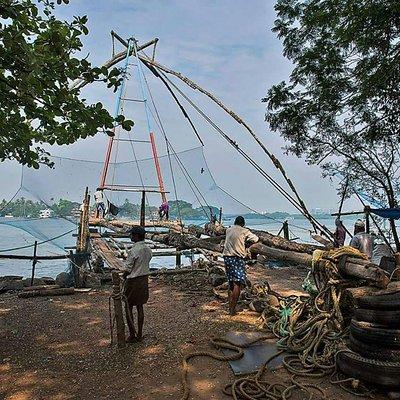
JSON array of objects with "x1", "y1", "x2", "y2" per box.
[
  {"x1": 138, "y1": 54, "x2": 319, "y2": 232},
  {"x1": 147, "y1": 64, "x2": 331, "y2": 237}
]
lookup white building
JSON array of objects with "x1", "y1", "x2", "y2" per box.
[{"x1": 39, "y1": 209, "x2": 53, "y2": 218}]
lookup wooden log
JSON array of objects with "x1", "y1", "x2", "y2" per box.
[
  {"x1": 250, "y1": 243, "x2": 388, "y2": 288},
  {"x1": 249, "y1": 242, "x2": 312, "y2": 265},
  {"x1": 23, "y1": 284, "x2": 60, "y2": 291},
  {"x1": 111, "y1": 272, "x2": 126, "y2": 348},
  {"x1": 18, "y1": 287, "x2": 75, "y2": 298},
  {"x1": 253, "y1": 230, "x2": 323, "y2": 254},
  {"x1": 338, "y1": 261, "x2": 390, "y2": 288}
]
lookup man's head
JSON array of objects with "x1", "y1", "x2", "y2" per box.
[
  {"x1": 354, "y1": 219, "x2": 365, "y2": 235},
  {"x1": 129, "y1": 226, "x2": 146, "y2": 242},
  {"x1": 234, "y1": 216, "x2": 245, "y2": 227}
]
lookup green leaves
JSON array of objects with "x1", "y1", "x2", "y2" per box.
[
  {"x1": 0, "y1": 0, "x2": 134, "y2": 168},
  {"x1": 265, "y1": 0, "x2": 400, "y2": 222}
]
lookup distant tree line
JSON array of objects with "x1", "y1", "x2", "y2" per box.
[{"x1": 0, "y1": 198, "x2": 219, "y2": 220}]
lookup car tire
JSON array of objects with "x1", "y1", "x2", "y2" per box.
[
  {"x1": 350, "y1": 320, "x2": 400, "y2": 348},
  {"x1": 337, "y1": 349, "x2": 400, "y2": 388},
  {"x1": 355, "y1": 308, "x2": 400, "y2": 328},
  {"x1": 349, "y1": 334, "x2": 400, "y2": 362},
  {"x1": 356, "y1": 292, "x2": 400, "y2": 311}
]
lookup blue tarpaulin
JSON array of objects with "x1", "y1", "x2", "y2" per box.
[{"x1": 370, "y1": 208, "x2": 400, "y2": 220}]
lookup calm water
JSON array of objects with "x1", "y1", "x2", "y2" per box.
[{"x1": 0, "y1": 215, "x2": 359, "y2": 278}]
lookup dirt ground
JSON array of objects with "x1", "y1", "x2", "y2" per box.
[{"x1": 0, "y1": 265, "x2": 388, "y2": 400}]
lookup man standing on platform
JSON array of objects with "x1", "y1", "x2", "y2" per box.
[
  {"x1": 158, "y1": 201, "x2": 169, "y2": 220},
  {"x1": 223, "y1": 216, "x2": 259, "y2": 315},
  {"x1": 94, "y1": 187, "x2": 106, "y2": 218},
  {"x1": 123, "y1": 226, "x2": 152, "y2": 342}
]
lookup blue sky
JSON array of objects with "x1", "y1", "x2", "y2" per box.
[{"x1": 0, "y1": 0, "x2": 360, "y2": 213}]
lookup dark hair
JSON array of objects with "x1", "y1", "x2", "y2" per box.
[
  {"x1": 234, "y1": 216, "x2": 245, "y2": 227},
  {"x1": 130, "y1": 226, "x2": 146, "y2": 241}
]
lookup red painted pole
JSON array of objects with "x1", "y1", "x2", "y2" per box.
[{"x1": 149, "y1": 132, "x2": 167, "y2": 204}]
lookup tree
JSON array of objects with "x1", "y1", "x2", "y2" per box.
[
  {"x1": 0, "y1": 0, "x2": 133, "y2": 168},
  {"x1": 264, "y1": 0, "x2": 400, "y2": 248}
]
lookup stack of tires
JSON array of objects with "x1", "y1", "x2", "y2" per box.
[{"x1": 337, "y1": 291, "x2": 400, "y2": 390}]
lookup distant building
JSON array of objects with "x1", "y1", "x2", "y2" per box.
[{"x1": 39, "y1": 209, "x2": 53, "y2": 218}]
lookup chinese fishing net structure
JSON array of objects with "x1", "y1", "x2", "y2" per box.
[{"x1": 0, "y1": 36, "x2": 327, "y2": 275}]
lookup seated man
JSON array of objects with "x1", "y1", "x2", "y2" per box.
[
  {"x1": 349, "y1": 219, "x2": 374, "y2": 258},
  {"x1": 223, "y1": 216, "x2": 259, "y2": 315},
  {"x1": 123, "y1": 226, "x2": 152, "y2": 342}
]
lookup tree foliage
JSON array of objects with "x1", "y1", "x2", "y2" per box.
[
  {"x1": 264, "y1": 0, "x2": 400, "y2": 245},
  {"x1": 0, "y1": 0, "x2": 133, "y2": 168}
]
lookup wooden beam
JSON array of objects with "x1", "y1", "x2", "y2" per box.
[{"x1": 111, "y1": 272, "x2": 126, "y2": 348}]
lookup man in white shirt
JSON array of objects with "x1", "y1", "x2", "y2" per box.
[
  {"x1": 223, "y1": 216, "x2": 259, "y2": 315},
  {"x1": 123, "y1": 226, "x2": 152, "y2": 342},
  {"x1": 94, "y1": 188, "x2": 106, "y2": 218}
]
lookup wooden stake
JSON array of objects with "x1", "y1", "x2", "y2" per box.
[
  {"x1": 111, "y1": 272, "x2": 126, "y2": 348},
  {"x1": 176, "y1": 251, "x2": 182, "y2": 268},
  {"x1": 283, "y1": 221, "x2": 290, "y2": 240},
  {"x1": 30, "y1": 241, "x2": 38, "y2": 286},
  {"x1": 140, "y1": 190, "x2": 146, "y2": 227}
]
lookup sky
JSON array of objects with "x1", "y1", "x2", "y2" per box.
[{"x1": 0, "y1": 0, "x2": 360, "y2": 213}]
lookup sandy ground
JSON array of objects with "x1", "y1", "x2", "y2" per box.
[{"x1": 0, "y1": 265, "x2": 388, "y2": 400}]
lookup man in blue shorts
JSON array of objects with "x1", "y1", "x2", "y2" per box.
[{"x1": 223, "y1": 216, "x2": 259, "y2": 315}]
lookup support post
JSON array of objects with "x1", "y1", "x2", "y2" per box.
[
  {"x1": 30, "y1": 241, "x2": 38, "y2": 286},
  {"x1": 149, "y1": 132, "x2": 167, "y2": 204},
  {"x1": 111, "y1": 272, "x2": 126, "y2": 348},
  {"x1": 140, "y1": 191, "x2": 146, "y2": 227},
  {"x1": 218, "y1": 207, "x2": 223, "y2": 224},
  {"x1": 364, "y1": 206, "x2": 370, "y2": 234},
  {"x1": 283, "y1": 220, "x2": 290, "y2": 240},
  {"x1": 176, "y1": 251, "x2": 182, "y2": 268}
]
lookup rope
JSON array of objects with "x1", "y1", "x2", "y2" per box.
[
  {"x1": 139, "y1": 54, "x2": 320, "y2": 234},
  {"x1": 192, "y1": 246, "x2": 372, "y2": 399},
  {"x1": 140, "y1": 68, "x2": 183, "y2": 223},
  {"x1": 152, "y1": 67, "x2": 331, "y2": 236}
]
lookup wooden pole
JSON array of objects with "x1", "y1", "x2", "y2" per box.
[
  {"x1": 140, "y1": 191, "x2": 146, "y2": 227},
  {"x1": 365, "y1": 206, "x2": 370, "y2": 233},
  {"x1": 283, "y1": 221, "x2": 290, "y2": 240},
  {"x1": 30, "y1": 241, "x2": 38, "y2": 286},
  {"x1": 149, "y1": 132, "x2": 167, "y2": 204},
  {"x1": 111, "y1": 272, "x2": 126, "y2": 348},
  {"x1": 218, "y1": 207, "x2": 223, "y2": 224},
  {"x1": 176, "y1": 251, "x2": 182, "y2": 268}
]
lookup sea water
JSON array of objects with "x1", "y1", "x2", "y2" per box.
[{"x1": 0, "y1": 215, "x2": 359, "y2": 278}]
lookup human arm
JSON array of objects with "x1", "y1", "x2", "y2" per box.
[{"x1": 245, "y1": 230, "x2": 259, "y2": 245}]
